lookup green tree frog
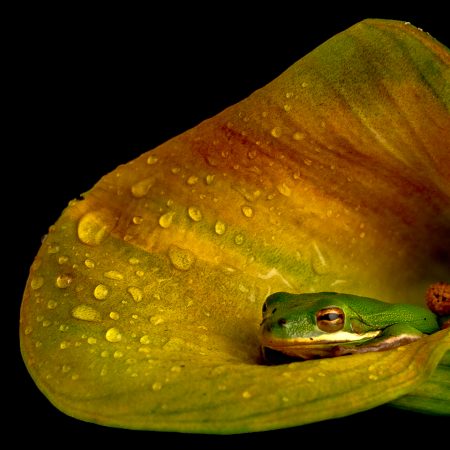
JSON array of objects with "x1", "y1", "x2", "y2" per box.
[{"x1": 260, "y1": 292, "x2": 440, "y2": 362}]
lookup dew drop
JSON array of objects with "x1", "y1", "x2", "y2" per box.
[
  {"x1": 277, "y1": 183, "x2": 292, "y2": 197},
  {"x1": 42, "y1": 320, "x2": 51, "y2": 327},
  {"x1": 146, "y1": 155, "x2": 158, "y2": 165},
  {"x1": 109, "y1": 311, "x2": 120, "y2": 320},
  {"x1": 71, "y1": 304, "x2": 102, "y2": 322},
  {"x1": 132, "y1": 216, "x2": 143, "y2": 225},
  {"x1": 47, "y1": 244, "x2": 60, "y2": 254},
  {"x1": 114, "y1": 350, "x2": 123, "y2": 359},
  {"x1": 188, "y1": 206, "x2": 202, "y2": 222},
  {"x1": 84, "y1": 259, "x2": 95, "y2": 268},
  {"x1": 58, "y1": 255, "x2": 69, "y2": 264},
  {"x1": 247, "y1": 149, "x2": 257, "y2": 159},
  {"x1": 56, "y1": 274, "x2": 72, "y2": 289},
  {"x1": 159, "y1": 211, "x2": 175, "y2": 228},
  {"x1": 93, "y1": 284, "x2": 109, "y2": 300},
  {"x1": 242, "y1": 390, "x2": 252, "y2": 399},
  {"x1": 105, "y1": 327, "x2": 122, "y2": 343},
  {"x1": 60, "y1": 341, "x2": 70, "y2": 349},
  {"x1": 234, "y1": 234, "x2": 244, "y2": 245},
  {"x1": 241, "y1": 206, "x2": 254, "y2": 218},
  {"x1": 128, "y1": 257, "x2": 140, "y2": 265},
  {"x1": 150, "y1": 315, "x2": 165, "y2": 325},
  {"x1": 292, "y1": 131, "x2": 305, "y2": 141},
  {"x1": 62, "y1": 365, "x2": 71, "y2": 373},
  {"x1": 104, "y1": 270, "x2": 124, "y2": 281},
  {"x1": 77, "y1": 210, "x2": 117, "y2": 246},
  {"x1": 187, "y1": 175, "x2": 199, "y2": 185},
  {"x1": 30, "y1": 276, "x2": 44, "y2": 290},
  {"x1": 152, "y1": 381, "x2": 163, "y2": 391},
  {"x1": 47, "y1": 300, "x2": 58, "y2": 309},
  {"x1": 127, "y1": 286, "x2": 143, "y2": 302},
  {"x1": 140, "y1": 335, "x2": 151, "y2": 344},
  {"x1": 205, "y1": 174, "x2": 215, "y2": 185},
  {"x1": 87, "y1": 337, "x2": 97, "y2": 345},
  {"x1": 214, "y1": 220, "x2": 227, "y2": 235},
  {"x1": 283, "y1": 104, "x2": 291, "y2": 112},
  {"x1": 24, "y1": 326, "x2": 33, "y2": 335},
  {"x1": 168, "y1": 245, "x2": 196, "y2": 271},
  {"x1": 131, "y1": 178, "x2": 154, "y2": 198},
  {"x1": 271, "y1": 127, "x2": 282, "y2": 138}
]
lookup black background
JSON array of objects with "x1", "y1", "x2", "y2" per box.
[{"x1": 9, "y1": 5, "x2": 449, "y2": 447}]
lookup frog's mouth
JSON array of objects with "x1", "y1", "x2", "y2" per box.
[{"x1": 260, "y1": 330, "x2": 382, "y2": 360}]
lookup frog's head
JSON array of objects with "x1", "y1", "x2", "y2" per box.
[{"x1": 259, "y1": 292, "x2": 380, "y2": 357}]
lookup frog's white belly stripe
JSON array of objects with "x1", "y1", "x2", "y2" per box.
[{"x1": 262, "y1": 329, "x2": 381, "y2": 347}]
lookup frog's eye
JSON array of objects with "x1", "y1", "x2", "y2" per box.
[{"x1": 316, "y1": 307, "x2": 345, "y2": 332}]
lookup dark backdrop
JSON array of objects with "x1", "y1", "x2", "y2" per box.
[{"x1": 9, "y1": 6, "x2": 449, "y2": 447}]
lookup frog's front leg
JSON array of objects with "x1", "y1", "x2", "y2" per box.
[{"x1": 332, "y1": 324, "x2": 425, "y2": 357}]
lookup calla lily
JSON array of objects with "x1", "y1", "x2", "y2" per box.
[{"x1": 20, "y1": 19, "x2": 450, "y2": 433}]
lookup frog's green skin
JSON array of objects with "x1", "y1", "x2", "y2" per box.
[{"x1": 260, "y1": 292, "x2": 440, "y2": 361}]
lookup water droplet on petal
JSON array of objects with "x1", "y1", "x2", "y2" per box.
[
  {"x1": 105, "y1": 327, "x2": 122, "y2": 343},
  {"x1": 277, "y1": 183, "x2": 292, "y2": 197},
  {"x1": 187, "y1": 175, "x2": 199, "y2": 185},
  {"x1": 205, "y1": 174, "x2": 215, "y2": 185},
  {"x1": 109, "y1": 311, "x2": 120, "y2": 320},
  {"x1": 159, "y1": 211, "x2": 175, "y2": 228},
  {"x1": 146, "y1": 155, "x2": 158, "y2": 165},
  {"x1": 152, "y1": 381, "x2": 163, "y2": 391},
  {"x1": 132, "y1": 216, "x2": 143, "y2": 225},
  {"x1": 93, "y1": 284, "x2": 109, "y2": 300},
  {"x1": 77, "y1": 210, "x2": 117, "y2": 246},
  {"x1": 58, "y1": 255, "x2": 69, "y2": 264},
  {"x1": 104, "y1": 270, "x2": 123, "y2": 280},
  {"x1": 24, "y1": 326, "x2": 33, "y2": 335},
  {"x1": 30, "y1": 276, "x2": 44, "y2": 290},
  {"x1": 71, "y1": 304, "x2": 102, "y2": 322},
  {"x1": 56, "y1": 274, "x2": 73, "y2": 289},
  {"x1": 271, "y1": 127, "x2": 282, "y2": 138},
  {"x1": 234, "y1": 234, "x2": 244, "y2": 245},
  {"x1": 241, "y1": 205, "x2": 254, "y2": 218},
  {"x1": 242, "y1": 390, "x2": 252, "y2": 399},
  {"x1": 87, "y1": 337, "x2": 97, "y2": 345},
  {"x1": 188, "y1": 206, "x2": 202, "y2": 222},
  {"x1": 127, "y1": 286, "x2": 143, "y2": 302},
  {"x1": 292, "y1": 131, "x2": 305, "y2": 141},
  {"x1": 128, "y1": 257, "x2": 140, "y2": 265},
  {"x1": 214, "y1": 220, "x2": 227, "y2": 235},
  {"x1": 131, "y1": 178, "x2": 154, "y2": 198},
  {"x1": 113, "y1": 350, "x2": 123, "y2": 358},
  {"x1": 140, "y1": 335, "x2": 151, "y2": 344},
  {"x1": 84, "y1": 259, "x2": 95, "y2": 268},
  {"x1": 168, "y1": 245, "x2": 196, "y2": 271},
  {"x1": 47, "y1": 300, "x2": 58, "y2": 309}
]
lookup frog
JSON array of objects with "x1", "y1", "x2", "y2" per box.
[{"x1": 259, "y1": 291, "x2": 441, "y2": 362}]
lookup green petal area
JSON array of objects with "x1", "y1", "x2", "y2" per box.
[
  {"x1": 20, "y1": 19, "x2": 450, "y2": 433},
  {"x1": 390, "y1": 351, "x2": 450, "y2": 415}
]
